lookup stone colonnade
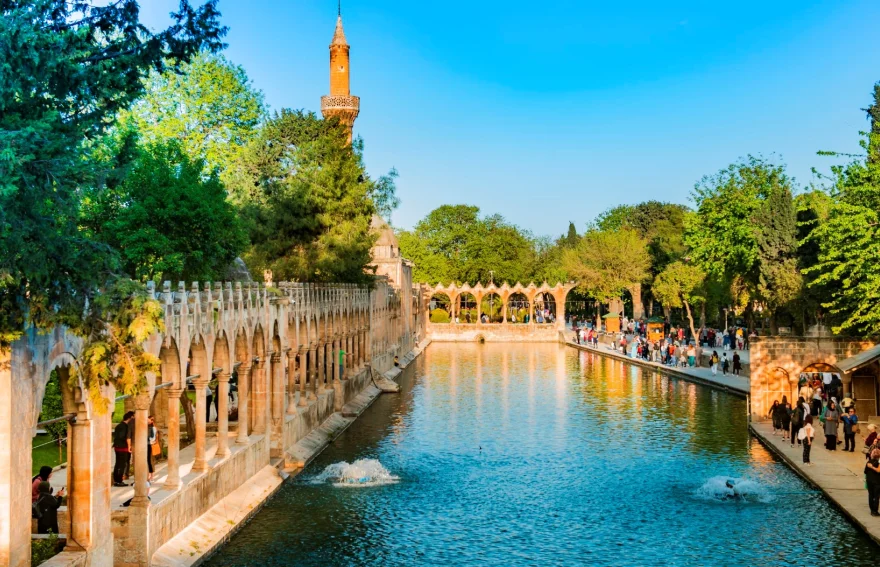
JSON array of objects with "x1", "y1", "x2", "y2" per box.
[
  {"x1": 0, "y1": 278, "x2": 425, "y2": 567},
  {"x1": 426, "y1": 282, "x2": 575, "y2": 331}
]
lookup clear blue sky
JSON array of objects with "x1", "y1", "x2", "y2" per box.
[{"x1": 141, "y1": 0, "x2": 880, "y2": 238}]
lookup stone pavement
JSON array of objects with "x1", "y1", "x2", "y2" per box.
[
  {"x1": 751, "y1": 421, "x2": 880, "y2": 546},
  {"x1": 566, "y1": 340, "x2": 750, "y2": 396}
]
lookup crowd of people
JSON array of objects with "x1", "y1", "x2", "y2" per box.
[
  {"x1": 767, "y1": 373, "x2": 880, "y2": 517},
  {"x1": 570, "y1": 316, "x2": 746, "y2": 376}
]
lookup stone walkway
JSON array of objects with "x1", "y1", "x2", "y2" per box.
[
  {"x1": 751, "y1": 421, "x2": 880, "y2": 546},
  {"x1": 566, "y1": 340, "x2": 750, "y2": 396}
]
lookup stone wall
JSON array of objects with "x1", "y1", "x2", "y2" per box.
[
  {"x1": 428, "y1": 323, "x2": 562, "y2": 343},
  {"x1": 749, "y1": 336, "x2": 875, "y2": 421}
]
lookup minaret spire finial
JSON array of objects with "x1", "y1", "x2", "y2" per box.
[{"x1": 338, "y1": 0, "x2": 341, "y2": 17}]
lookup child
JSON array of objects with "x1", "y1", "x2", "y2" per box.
[
  {"x1": 800, "y1": 415, "x2": 815, "y2": 465},
  {"x1": 679, "y1": 351, "x2": 687, "y2": 368}
]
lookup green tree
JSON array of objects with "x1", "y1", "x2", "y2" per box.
[
  {"x1": 126, "y1": 51, "x2": 266, "y2": 180},
  {"x1": 596, "y1": 201, "x2": 689, "y2": 315},
  {"x1": 397, "y1": 205, "x2": 538, "y2": 285},
  {"x1": 684, "y1": 156, "x2": 799, "y2": 328},
  {"x1": 562, "y1": 228, "x2": 651, "y2": 303},
  {"x1": 0, "y1": 0, "x2": 225, "y2": 346},
  {"x1": 83, "y1": 139, "x2": 247, "y2": 282},
  {"x1": 652, "y1": 261, "x2": 706, "y2": 340},
  {"x1": 809, "y1": 83, "x2": 880, "y2": 335},
  {"x1": 230, "y1": 110, "x2": 391, "y2": 283}
]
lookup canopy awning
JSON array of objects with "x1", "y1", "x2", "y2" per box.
[{"x1": 836, "y1": 343, "x2": 880, "y2": 374}]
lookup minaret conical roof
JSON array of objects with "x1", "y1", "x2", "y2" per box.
[{"x1": 331, "y1": 16, "x2": 347, "y2": 46}]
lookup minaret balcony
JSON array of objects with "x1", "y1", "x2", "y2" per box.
[{"x1": 321, "y1": 95, "x2": 360, "y2": 116}]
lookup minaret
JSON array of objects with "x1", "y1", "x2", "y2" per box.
[{"x1": 321, "y1": 5, "x2": 359, "y2": 143}]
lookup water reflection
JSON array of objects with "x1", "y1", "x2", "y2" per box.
[{"x1": 207, "y1": 343, "x2": 878, "y2": 567}]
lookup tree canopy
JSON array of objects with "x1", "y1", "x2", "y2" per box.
[
  {"x1": 0, "y1": 0, "x2": 226, "y2": 345},
  {"x1": 397, "y1": 205, "x2": 539, "y2": 285},
  {"x1": 808, "y1": 84, "x2": 880, "y2": 335},
  {"x1": 684, "y1": 156, "x2": 800, "y2": 325},
  {"x1": 126, "y1": 51, "x2": 266, "y2": 181},
  {"x1": 83, "y1": 139, "x2": 247, "y2": 282},
  {"x1": 562, "y1": 228, "x2": 651, "y2": 301},
  {"x1": 230, "y1": 110, "x2": 394, "y2": 283}
]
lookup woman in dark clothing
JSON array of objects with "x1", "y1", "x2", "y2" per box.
[
  {"x1": 768, "y1": 401, "x2": 781, "y2": 434},
  {"x1": 790, "y1": 397, "x2": 804, "y2": 448},
  {"x1": 779, "y1": 396, "x2": 791, "y2": 442},
  {"x1": 865, "y1": 448, "x2": 880, "y2": 517},
  {"x1": 35, "y1": 481, "x2": 63, "y2": 534}
]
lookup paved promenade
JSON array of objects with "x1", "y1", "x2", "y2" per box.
[
  {"x1": 751, "y1": 421, "x2": 880, "y2": 546},
  {"x1": 565, "y1": 340, "x2": 750, "y2": 396}
]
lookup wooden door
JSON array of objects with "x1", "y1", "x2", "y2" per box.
[{"x1": 852, "y1": 374, "x2": 878, "y2": 417}]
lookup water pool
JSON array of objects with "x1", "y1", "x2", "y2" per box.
[{"x1": 206, "y1": 343, "x2": 878, "y2": 566}]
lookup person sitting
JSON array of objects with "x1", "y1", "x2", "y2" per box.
[
  {"x1": 32, "y1": 465, "x2": 53, "y2": 503},
  {"x1": 35, "y1": 481, "x2": 64, "y2": 534}
]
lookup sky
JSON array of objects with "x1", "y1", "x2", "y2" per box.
[{"x1": 140, "y1": 0, "x2": 880, "y2": 238}]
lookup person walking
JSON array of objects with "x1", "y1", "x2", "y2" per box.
[
  {"x1": 721, "y1": 353, "x2": 730, "y2": 375},
  {"x1": 865, "y1": 448, "x2": 880, "y2": 517},
  {"x1": 113, "y1": 412, "x2": 134, "y2": 487},
  {"x1": 35, "y1": 481, "x2": 64, "y2": 534},
  {"x1": 779, "y1": 396, "x2": 792, "y2": 442},
  {"x1": 710, "y1": 351, "x2": 720, "y2": 375},
  {"x1": 823, "y1": 400, "x2": 840, "y2": 451},
  {"x1": 801, "y1": 415, "x2": 815, "y2": 465},
  {"x1": 732, "y1": 352, "x2": 741, "y2": 376},
  {"x1": 841, "y1": 407, "x2": 859, "y2": 452},
  {"x1": 769, "y1": 400, "x2": 781, "y2": 435},
  {"x1": 791, "y1": 397, "x2": 804, "y2": 448}
]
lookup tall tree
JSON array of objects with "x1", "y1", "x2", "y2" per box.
[
  {"x1": 0, "y1": 0, "x2": 225, "y2": 346},
  {"x1": 684, "y1": 156, "x2": 799, "y2": 327},
  {"x1": 126, "y1": 51, "x2": 266, "y2": 180},
  {"x1": 397, "y1": 205, "x2": 537, "y2": 285},
  {"x1": 809, "y1": 83, "x2": 880, "y2": 335},
  {"x1": 562, "y1": 228, "x2": 651, "y2": 303},
  {"x1": 651, "y1": 261, "x2": 706, "y2": 340},
  {"x1": 83, "y1": 139, "x2": 247, "y2": 282},
  {"x1": 230, "y1": 110, "x2": 393, "y2": 283}
]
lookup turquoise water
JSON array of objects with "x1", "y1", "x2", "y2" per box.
[{"x1": 206, "y1": 343, "x2": 878, "y2": 566}]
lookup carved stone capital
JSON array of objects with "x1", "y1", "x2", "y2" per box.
[{"x1": 133, "y1": 393, "x2": 151, "y2": 411}]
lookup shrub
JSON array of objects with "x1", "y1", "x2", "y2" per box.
[{"x1": 430, "y1": 308, "x2": 451, "y2": 323}]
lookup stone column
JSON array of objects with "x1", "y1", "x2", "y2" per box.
[
  {"x1": 216, "y1": 373, "x2": 231, "y2": 458},
  {"x1": 555, "y1": 293, "x2": 567, "y2": 331},
  {"x1": 287, "y1": 353, "x2": 298, "y2": 414},
  {"x1": 270, "y1": 353, "x2": 284, "y2": 456},
  {"x1": 65, "y1": 414, "x2": 91, "y2": 551},
  {"x1": 252, "y1": 359, "x2": 267, "y2": 435},
  {"x1": 346, "y1": 334, "x2": 354, "y2": 378},
  {"x1": 309, "y1": 346, "x2": 319, "y2": 400},
  {"x1": 502, "y1": 302, "x2": 508, "y2": 324},
  {"x1": 298, "y1": 348, "x2": 308, "y2": 406},
  {"x1": 316, "y1": 342, "x2": 325, "y2": 393},
  {"x1": 132, "y1": 394, "x2": 151, "y2": 501},
  {"x1": 128, "y1": 393, "x2": 153, "y2": 567},
  {"x1": 192, "y1": 376, "x2": 210, "y2": 472},
  {"x1": 326, "y1": 340, "x2": 336, "y2": 390},
  {"x1": 163, "y1": 388, "x2": 183, "y2": 489},
  {"x1": 333, "y1": 338, "x2": 341, "y2": 384},
  {"x1": 235, "y1": 365, "x2": 251, "y2": 444}
]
